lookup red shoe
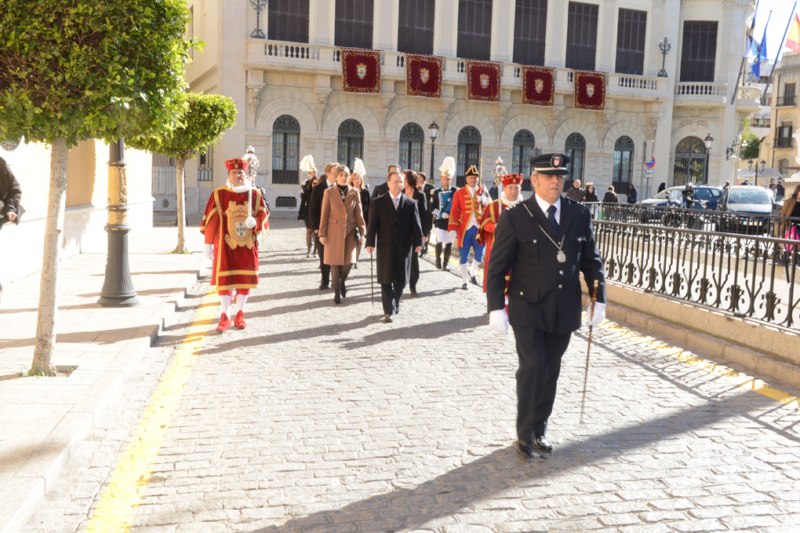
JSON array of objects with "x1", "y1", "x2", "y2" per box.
[
  {"x1": 216, "y1": 312, "x2": 232, "y2": 332},
  {"x1": 233, "y1": 310, "x2": 246, "y2": 329}
]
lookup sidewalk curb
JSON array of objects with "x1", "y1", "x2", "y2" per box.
[{"x1": 1, "y1": 269, "x2": 205, "y2": 533}]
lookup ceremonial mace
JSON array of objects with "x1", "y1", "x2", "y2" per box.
[{"x1": 579, "y1": 279, "x2": 599, "y2": 425}]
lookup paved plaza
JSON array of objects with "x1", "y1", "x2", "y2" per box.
[{"x1": 21, "y1": 220, "x2": 800, "y2": 532}]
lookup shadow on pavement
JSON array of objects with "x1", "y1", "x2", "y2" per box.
[
  {"x1": 0, "y1": 325, "x2": 156, "y2": 349},
  {"x1": 252, "y1": 391, "x2": 769, "y2": 532}
]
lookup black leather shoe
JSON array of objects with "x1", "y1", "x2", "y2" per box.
[
  {"x1": 333, "y1": 296, "x2": 341, "y2": 304},
  {"x1": 533, "y1": 434, "x2": 552, "y2": 453},
  {"x1": 319, "y1": 283, "x2": 329, "y2": 290},
  {"x1": 469, "y1": 275, "x2": 479, "y2": 286},
  {"x1": 516, "y1": 440, "x2": 536, "y2": 459},
  {"x1": 410, "y1": 287, "x2": 417, "y2": 296},
  {"x1": 461, "y1": 283, "x2": 468, "y2": 290},
  {"x1": 382, "y1": 314, "x2": 394, "y2": 323}
]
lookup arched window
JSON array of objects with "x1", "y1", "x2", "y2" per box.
[
  {"x1": 272, "y1": 115, "x2": 300, "y2": 184},
  {"x1": 399, "y1": 123, "x2": 424, "y2": 171},
  {"x1": 612, "y1": 135, "x2": 635, "y2": 194},
  {"x1": 565, "y1": 132, "x2": 586, "y2": 188},
  {"x1": 513, "y1": 129, "x2": 535, "y2": 191},
  {"x1": 337, "y1": 119, "x2": 364, "y2": 171},
  {"x1": 673, "y1": 136, "x2": 706, "y2": 186},
  {"x1": 457, "y1": 126, "x2": 482, "y2": 187}
]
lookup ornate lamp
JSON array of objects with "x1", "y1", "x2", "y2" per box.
[
  {"x1": 428, "y1": 121, "x2": 439, "y2": 179},
  {"x1": 249, "y1": 0, "x2": 269, "y2": 39},
  {"x1": 658, "y1": 37, "x2": 671, "y2": 78}
]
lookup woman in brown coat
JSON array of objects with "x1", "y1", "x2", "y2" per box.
[
  {"x1": 319, "y1": 165, "x2": 366, "y2": 304},
  {"x1": 779, "y1": 184, "x2": 800, "y2": 237}
]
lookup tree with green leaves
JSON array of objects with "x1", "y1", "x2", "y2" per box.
[
  {"x1": 740, "y1": 132, "x2": 762, "y2": 160},
  {"x1": 0, "y1": 1, "x2": 193, "y2": 376},
  {"x1": 129, "y1": 93, "x2": 237, "y2": 254}
]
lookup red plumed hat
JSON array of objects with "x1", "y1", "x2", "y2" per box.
[
  {"x1": 225, "y1": 158, "x2": 249, "y2": 171},
  {"x1": 501, "y1": 173, "x2": 523, "y2": 187}
]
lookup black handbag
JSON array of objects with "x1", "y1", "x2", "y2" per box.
[{"x1": 354, "y1": 227, "x2": 362, "y2": 243}]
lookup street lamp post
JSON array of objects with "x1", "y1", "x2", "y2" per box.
[
  {"x1": 98, "y1": 139, "x2": 139, "y2": 307},
  {"x1": 429, "y1": 121, "x2": 439, "y2": 180},
  {"x1": 703, "y1": 133, "x2": 713, "y2": 184},
  {"x1": 755, "y1": 159, "x2": 766, "y2": 186},
  {"x1": 249, "y1": 0, "x2": 269, "y2": 39},
  {"x1": 657, "y1": 37, "x2": 671, "y2": 78}
]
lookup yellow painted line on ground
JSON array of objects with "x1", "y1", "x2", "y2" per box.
[
  {"x1": 605, "y1": 322, "x2": 800, "y2": 409},
  {"x1": 85, "y1": 291, "x2": 219, "y2": 532}
]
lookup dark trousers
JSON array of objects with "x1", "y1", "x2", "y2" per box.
[
  {"x1": 380, "y1": 280, "x2": 405, "y2": 316},
  {"x1": 409, "y1": 251, "x2": 420, "y2": 290},
  {"x1": 511, "y1": 326, "x2": 572, "y2": 442},
  {"x1": 315, "y1": 234, "x2": 330, "y2": 285},
  {"x1": 331, "y1": 264, "x2": 352, "y2": 298}
]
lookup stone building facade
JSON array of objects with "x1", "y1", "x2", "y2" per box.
[{"x1": 179, "y1": 0, "x2": 760, "y2": 218}]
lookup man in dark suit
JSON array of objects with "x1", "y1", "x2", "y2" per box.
[
  {"x1": 309, "y1": 162, "x2": 339, "y2": 289},
  {"x1": 371, "y1": 164, "x2": 400, "y2": 200},
  {"x1": 365, "y1": 170, "x2": 423, "y2": 323},
  {"x1": 486, "y1": 153, "x2": 606, "y2": 459}
]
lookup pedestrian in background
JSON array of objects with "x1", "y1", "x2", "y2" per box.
[
  {"x1": 348, "y1": 160, "x2": 370, "y2": 265},
  {"x1": 626, "y1": 183, "x2": 638, "y2": 204},
  {"x1": 309, "y1": 162, "x2": 339, "y2": 290},
  {"x1": 319, "y1": 165, "x2": 366, "y2": 305},
  {"x1": 298, "y1": 155, "x2": 318, "y2": 258},
  {"x1": 582, "y1": 183, "x2": 598, "y2": 203},
  {"x1": 779, "y1": 184, "x2": 800, "y2": 242},
  {"x1": 603, "y1": 185, "x2": 619, "y2": 204},
  {"x1": 565, "y1": 179, "x2": 584, "y2": 202},
  {"x1": 405, "y1": 170, "x2": 429, "y2": 296},
  {"x1": 365, "y1": 170, "x2": 423, "y2": 323},
  {"x1": 0, "y1": 156, "x2": 22, "y2": 303}
]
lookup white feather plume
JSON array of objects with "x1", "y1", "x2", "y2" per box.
[
  {"x1": 439, "y1": 156, "x2": 456, "y2": 177},
  {"x1": 353, "y1": 157, "x2": 367, "y2": 178},
  {"x1": 299, "y1": 154, "x2": 317, "y2": 174}
]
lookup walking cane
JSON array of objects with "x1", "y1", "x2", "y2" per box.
[
  {"x1": 579, "y1": 280, "x2": 599, "y2": 425},
  {"x1": 370, "y1": 248, "x2": 374, "y2": 306}
]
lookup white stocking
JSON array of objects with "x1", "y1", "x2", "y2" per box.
[
  {"x1": 235, "y1": 293, "x2": 248, "y2": 313},
  {"x1": 460, "y1": 263, "x2": 469, "y2": 283},
  {"x1": 220, "y1": 294, "x2": 231, "y2": 315}
]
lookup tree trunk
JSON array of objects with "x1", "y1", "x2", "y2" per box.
[
  {"x1": 31, "y1": 137, "x2": 69, "y2": 376},
  {"x1": 174, "y1": 158, "x2": 187, "y2": 254}
]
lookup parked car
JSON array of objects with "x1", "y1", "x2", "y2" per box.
[
  {"x1": 636, "y1": 185, "x2": 723, "y2": 223},
  {"x1": 716, "y1": 185, "x2": 773, "y2": 234}
]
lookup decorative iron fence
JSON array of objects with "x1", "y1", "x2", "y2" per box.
[{"x1": 593, "y1": 218, "x2": 800, "y2": 332}]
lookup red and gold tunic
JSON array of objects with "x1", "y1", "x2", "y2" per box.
[
  {"x1": 448, "y1": 186, "x2": 488, "y2": 247},
  {"x1": 201, "y1": 187, "x2": 268, "y2": 291},
  {"x1": 478, "y1": 198, "x2": 512, "y2": 293}
]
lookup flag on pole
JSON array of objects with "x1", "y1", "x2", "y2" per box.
[
  {"x1": 751, "y1": 21, "x2": 769, "y2": 79},
  {"x1": 787, "y1": 13, "x2": 800, "y2": 52},
  {"x1": 744, "y1": 0, "x2": 761, "y2": 58}
]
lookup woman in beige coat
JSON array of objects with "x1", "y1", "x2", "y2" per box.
[{"x1": 319, "y1": 165, "x2": 366, "y2": 304}]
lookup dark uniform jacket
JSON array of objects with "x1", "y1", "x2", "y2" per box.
[
  {"x1": 430, "y1": 186, "x2": 457, "y2": 231},
  {"x1": 365, "y1": 193, "x2": 423, "y2": 285},
  {"x1": 297, "y1": 178, "x2": 314, "y2": 226},
  {"x1": 0, "y1": 157, "x2": 22, "y2": 229},
  {"x1": 308, "y1": 178, "x2": 332, "y2": 231},
  {"x1": 486, "y1": 197, "x2": 605, "y2": 333},
  {"x1": 412, "y1": 189, "x2": 431, "y2": 237}
]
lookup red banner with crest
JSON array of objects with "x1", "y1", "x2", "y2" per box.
[
  {"x1": 406, "y1": 54, "x2": 443, "y2": 98},
  {"x1": 341, "y1": 48, "x2": 381, "y2": 93},
  {"x1": 466, "y1": 61, "x2": 501, "y2": 102},
  {"x1": 522, "y1": 66, "x2": 555, "y2": 106},
  {"x1": 573, "y1": 71, "x2": 606, "y2": 110}
]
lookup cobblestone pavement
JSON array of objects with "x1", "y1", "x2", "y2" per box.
[{"x1": 25, "y1": 220, "x2": 800, "y2": 532}]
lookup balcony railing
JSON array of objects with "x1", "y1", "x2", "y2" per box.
[
  {"x1": 249, "y1": 39, "x2": 665, "y2": 100},
  {"x1": 777, "y1": 94, "x2": 796, "y2": 107},
  {"x1": 775, "y1": 137, "x2": 794, "y2": 149}
]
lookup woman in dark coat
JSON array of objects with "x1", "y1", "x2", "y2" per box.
[
  {"x1": 404, "y1": 170, "x2": 428, "y2": 295},
  {"x1": 298, "y1": 173, "x2": 318, "y2": 257}
]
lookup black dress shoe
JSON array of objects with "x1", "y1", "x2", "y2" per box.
[
  {"x1": 461, "y1": 283, "x2": 468, "y2": 290},
  {"x1": 333, "y1": 296, "x2": 341, "y2": 304},
  {"x1": 319, "y1": 283, "x2": 329, "y2": 290},
  {"x1": 469, "y1": 275, "x2": 479, "y2": 286},
  {"x1": 410, "y1": 287, "x2": 417, "y2": 296},
  {"x1": 382, "y1": 314, "x2": 394, "y2": 323},
  {"x1": 533, "y1": 434, "x2": 552, "y2": 453},
  {"x1": 516, "y1": 440, "x2": 536, "y2": 459}
]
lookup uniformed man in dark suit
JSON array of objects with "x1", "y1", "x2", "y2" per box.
[
  {"x1": 486, "y1": 153, "x2": 606, "y2": 459},
  {"x1": 371, "y1": 164, "x2": 400, "y2": 200},
  {"x1": 365, "y1": 170, "x2": 423, "y2": 323}
]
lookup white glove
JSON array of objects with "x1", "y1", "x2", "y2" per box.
[
  {"x1": 448, "y1": 230, "x2": 457, "y2": 241},
  {"x1": 489, "y1": 309, "x2": 509, "y2": 335},
  {"x1": 204, "y1": 243, "x2": 214, "y2": 261},
  {"x1": 442, "y1": 212, "x2": 450, "y2": 219},
  {"x1": 587, "y1": 302, "x2": 606, "y2": 328}
]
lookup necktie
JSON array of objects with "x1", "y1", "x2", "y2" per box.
[
  {"x1": 393, "y1": 196, "x2": 399, "y2": 210},
  {"x1": 547, "y1": 205, "x2": 559, "y2": 234}
]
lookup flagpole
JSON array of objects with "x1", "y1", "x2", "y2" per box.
[
  {"x1": 731, "y1": 0, "x2": 761, "y2": 104},
  {"x1": 761, "y1": 2, "x2": 798, "y2": 106}
]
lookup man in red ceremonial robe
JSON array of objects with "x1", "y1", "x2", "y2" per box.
[
  {"x1": 478, "y1": 173, "x2": 523, "y2": 293},
  {"x1": 201, "y1": 158, "x2": 269, "y2": 332}
]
